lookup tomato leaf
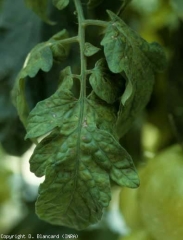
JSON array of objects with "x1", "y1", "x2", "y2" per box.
[
  {"x1": 101, "y1": 11, "x2": 167, "y2": 137},
  {"x1": 26, "y1": 68, "x2": 139, "y2": 229},
  {"x1": 20, "y1": 44, "x2": 53, "y2": 79},
  {"x1": 12, "y1": 30, "x2": 70, "y2": 127},
  {"x1": 89, "y1": 59, "x2": 125, "y2": 104},
  {"x1": 49, "y1": 30, "x2": 70, "y2": 61},
  {"x1": 101, "y1": 10, "x2": 166, "y2": 74},
  {"x1": 84, "y1": 42, "x2": 100, "y2": 57},
  {"x1": 36, "y1": 156, "x2": 111, "y2": 230},
  {"x1": 25, "y1": 67, "x2": 77, "y2": 138}
]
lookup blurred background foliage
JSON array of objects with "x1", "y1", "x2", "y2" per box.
[{"x1": 0, "y1": 0, "x2": 183, "y2": 239}]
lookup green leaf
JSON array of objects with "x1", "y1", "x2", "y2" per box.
[
  {"x1": 11, "y1": 78, "x2": 30, "y2": 130},
  {"x1": 29, "y1": 130, "x2": 64, "y2": 177},
  {"x1": 143, "y1": 42, "x2": 167, "y2": 72},
  {"x1": 87, "y1": 92, "x2": 118, "y2": 134},
  {"x1": 52, "y1": 0, "x2": 69, "y2": 10},
  {"x1": 25, "y1": 67, "x2": 77, "y2": 139},
  {"x1": 50, "y1": 30, "x2": 70, "y2": 62},
  {"x1": 87, "y1": 0, "x2": 104, "y2": 9},
  {"x1": 24, "y1": 0, "x2": 54, "y2": 24},
  {"x1": 26, "y1": 69, "x2": 139, "y2": 229},
  {"x1": 101, "y1": 11, "x2": 166, "y2": 74},
  {"x1": 12, "y1": 30, "x2": 70, "y2": 128},
  {"x1": 35, "y1": 127, "x2": 138, "y2": 230},
  {"x1": 21, "y1": 43, "x2": 53, "y2": 79},
  {"x1": 101, "y1": 11, "x2": 167, "y2": 137},
  {"x1": 36, "y1": 154, "x2": 111, "y2": 230},
  {"x1": 84, "y1": 42, "x2": 100, "y2": 57},
  {"x1": 18, "y1": 29, "x2": 69, "y2": 79},
  {"x1": 89, "y1": 59, "x2": 125, "y2": 104},
  {"x1": 11, "y1": 43, "x2": 52, "y2": 127}
]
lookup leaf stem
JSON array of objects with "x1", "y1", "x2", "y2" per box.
[
  {"x1": 74, "y1": 0, "x2": 87, "y2": 99},
  {"x1": 84, "y1": 19, "x2": 108, "y2": 28},
  {"x1": 57, "y1": 36, "x2": 79, "y2": 44},
  {"x1": 67, "y1": 0, "x2": 87, "y2": 212}
]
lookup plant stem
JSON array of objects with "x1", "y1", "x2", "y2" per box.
[
  {"x1": 74, "y1": 0, "x2": 87, "y2": 99},
  {"x1": 84, "y1": 19, "x2": 108, "y2": 28},
  {"x1": 57, "y1": 36, "x2": 79, "y2": 45},
  {"x1": 65, "y1": 0, "x2": 87, "y2": 212}
]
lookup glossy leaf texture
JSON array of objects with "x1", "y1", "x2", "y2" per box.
[
  {"x1": 26, "y1": 68, "x2": 139, "y2": 230},
  {"x1": 101, "y1": 11, "x2": 167, "y2": 137},
  {"x1": 12, "y1": 29, "x2": 69, "y2": 127}
]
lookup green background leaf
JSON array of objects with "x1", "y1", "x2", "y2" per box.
[
  {"x1": 171, "y1": 0, "x2": 183, "y2": 18},
  {"x1": 35, "y1": 126, "x2": 139, "y2": 229},
  {"x1": 52, "y1": 0, "x2": 70, "y2": 10},
  {"x1": 24, "y1": 0, "x2": 54, "y2": 24}
]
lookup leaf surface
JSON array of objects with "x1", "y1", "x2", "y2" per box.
[
  {"x1": 12, "y1": 29, "x2": 69, "y2": 127},
  {"x1": 25, "y1": 67, "x2": 77, "y2": 138},
  {"x1": 35, "y1": 126, "x2": 138, "y2": 229},
  {"x1": 101, "y1": 11, "x2": 166, "y2": 74},
  {"x1": 84, "y1": 42, "x2": 100, "y2": 57},
  {"x1": 21, "y1": 43, "x2": 53, "y2": 78},
  {"x1": 26, "y1": 69, "x2": 139, "y2": 229},
  {"x1": 101, "y1": 11, "x2": 167, "y2": 136},
  {"x1": 89, "y1": 59, "x2": 125, "y2": 104}
]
